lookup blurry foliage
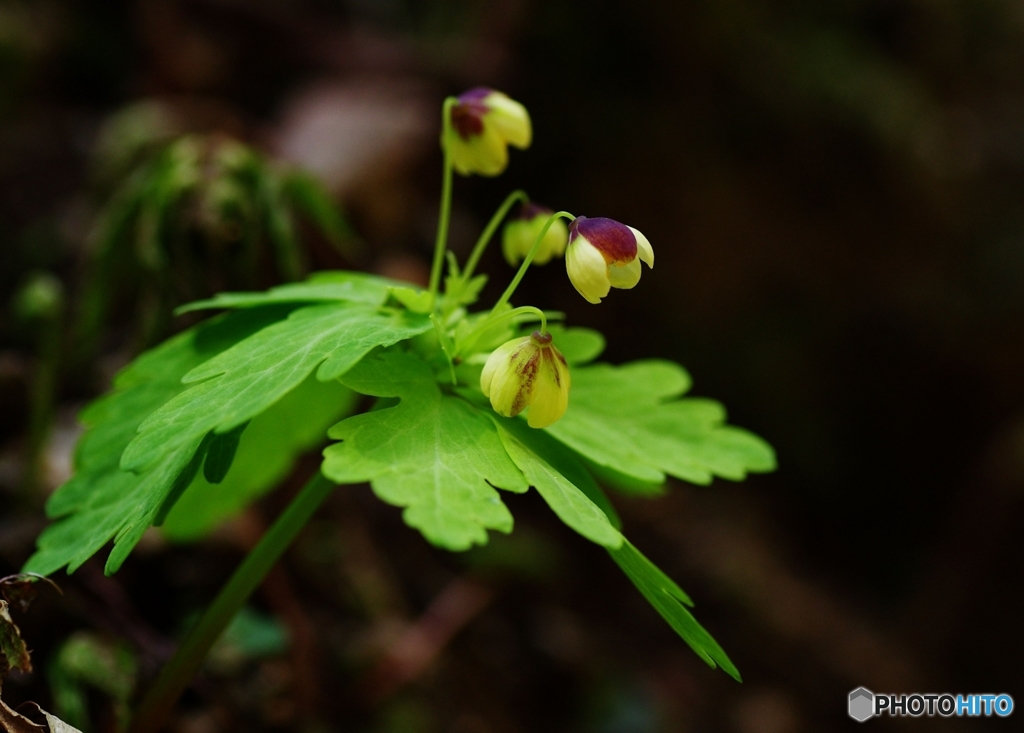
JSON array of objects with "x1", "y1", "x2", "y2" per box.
[
  {"x1": 206, "y1": 607, "x2": 289, "y2": 675},
  {"x1": 11, "y1": 273, "x2": 64, "y2": 495},
  {"x1": 48, "y1": 632, "x2": 136, "y2": 733},
  {"x1": 78, "y1": 130, "x2": 360, "y2": 356}
]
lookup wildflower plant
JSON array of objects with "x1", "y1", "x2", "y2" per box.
[{"x1": 26, "y1": 89, "x2": 776, "y2": 730}]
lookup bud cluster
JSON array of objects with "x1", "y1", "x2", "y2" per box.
[{"x1": 436, "y1": 88, "x2": 659, "y2": 428}]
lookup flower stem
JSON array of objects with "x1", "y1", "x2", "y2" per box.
[
  {"x1": 454, "y1": 305, "x2": 552, "y2": 358},
  {"x1": 129, "y1": 471, "x2": 336, "y2": 733},
  {"x1": 461, "y1": 189, "x2": 528, "y2": 282},
  {"x1": 491, "y1": 211, "x2": 574, "y2": 314},
  {"x1": 428, "y1": 97, "x2": 458, "y2": 310}
]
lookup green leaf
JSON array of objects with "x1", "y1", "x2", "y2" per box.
[
  {"x1": 256, "y1": 166, "x2": 305, "y2": 281},
  {"x1": 160, "y1": 375, "x2": 357, "y2": 540},
  {"x1": 610, "y1": 539, "x2": 741, "y2": 681},
  {"x1": 547, "y1": 360, "x2": 776, "y2": 486},
  {"x1": 176, "y1": 271, "x2": 399, "y2": 313},
  {"x1": 281, "y1": 170, "x2": 362, "y2": 261},
  {"x1": 323, "y1": 350, "x2": 528, "y2": 550},
  {"x1": 443, "y1": 272, "x2": 488, "y2": 309},
  {"x1": 121, "y1": 303, "x2": 431, "y2": 475},
  {"x1": 25, "y1": 307, "x2": 295, "y2": 576},
  {"x1": 209, "y1": 607, "x2": 289, "y2": 671},
  {"x1": 50, "y1": 632, "x2": 136, "y2": 731},
  {"x1": 202, "y1": 421, "x2": 248, "y2": 484},
  {"x1": 389, "y1": 286, "x2": 433, "y2": 314},
  {"x1": 493, "y1": 416, "x2": 622, "y2": 545},
  {"x1": 538, "y1": 325, "x2": 605, "y2": 365}
]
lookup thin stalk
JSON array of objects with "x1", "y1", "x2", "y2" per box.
[
  {"x1": 454, "y1": 305, "x2": 551, "y2": 358},
  {"x1": 428, "y1": 97, "x2": 458, "y2": 310},
  {"x1": 130, "y1": 472, "x2": 336, "y2": 733},
  {"x1": 461, "y1": 189, "x2": 528, "y2": 282},
  {"x1": 491, "y1": 211, "x2": 574, "y2": 314}
]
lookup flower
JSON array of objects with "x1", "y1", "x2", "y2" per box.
[
  {"x1": 565, "y1": 216, "x2": 654, "y2": 304},
  {"x1": 480, "y1": 331, "x2": 570, "y2": 428},
  {"x1": 501, "y1": 203, "x2": 569, "y2": 266},
  {"x1": 446, "y1": 88, "x2": 532, "y2": 177}
]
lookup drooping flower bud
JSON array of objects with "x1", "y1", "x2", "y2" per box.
[
  {"x1": 565, "y1": 216, "x2": 654, "y2": 304},
  {"x1": 446, "y1": 88, "x2": 532, "y2": 177},
  {"x1": 480, "y1": 331, "x2": 570, "y2": 428},
  {"x1": 501, "y1": 203, "x2": 569, "y2": 266}
]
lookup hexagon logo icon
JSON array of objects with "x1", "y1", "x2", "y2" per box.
[{"x1": 849, "y1": 687, "x2": 875, "y2": 722}]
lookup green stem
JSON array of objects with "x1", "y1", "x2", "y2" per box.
[
  {"x1": 491, "y1": 305, "x2": 548, "y2": 335},
  {"x1": 428, "y1": 97, "x2": 458, "y2": 310},
  {"x1": 461, "y1": 189, "x2": 528, "y2": 282},
  {"x1": 454, "y1": 305, "x2": 552, "y2": 358},
  {"x1": 130, "y1": 472, "x2": 336, "y2": 733},
  {"x1": 491, "y1": 211, "x2": 574, "y2": 314}
]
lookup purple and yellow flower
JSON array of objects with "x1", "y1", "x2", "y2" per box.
[
  {"x1": 502, "y1": 203, "x2": 569, "y2": 266},
  {"x1": 447, "y1": 88, "x2": 531, "y2": 177},
  {"x1": 480, "y1": 331, "x2": 570, "y2": 428},
  {"x1": 565, "y1": 216, "x2": 654, "y2": 304}
]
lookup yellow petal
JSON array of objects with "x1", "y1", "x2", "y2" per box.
[
  {"x1": 526, "y1": 348, "x2": 570, "y2": 428},
  {"x1": 538, "y1": 217, "x2": 569, "y2": 263},
  {"x1": 607, "y1": 256, "x2": 641, "y2": 289},
  {"x1": 484, "y1": 93, "x2": 532, "y2": 149},
  {"x1": 566, "y1": 237, "x2": 611, "y2": 304},
  {"x1": 481, "y1": 337, "x2": 527, "y2": 397},
  {"x1": 449, "y1": 124, "x2": 508, "y2": 176},
  {"x1": 502, "y1": 219, "x2": 532, "y2": 266},
  {"x1": 628, "y1": 226, "x2": 654, "y2": 268},
  {"x1": 484, "y1": 337, "x2": 537, "y2": 417}
]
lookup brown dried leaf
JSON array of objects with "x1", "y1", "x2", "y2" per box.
[
  {"x1": 0, "y1": 601, "x2": 31, "y2": 679},
  {"x1": 0, "y1": 701, "x2": 83, "y2": 733},
  {"x1": 0, "y1": 698, "x2": 46, "y2": 733},
  {"x1": 0, "y1": 575, "x2": 60, "y2": 616}
]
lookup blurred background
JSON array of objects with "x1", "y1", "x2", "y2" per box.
[{"x1": 1, "y1": 1, "x2": 1023, "y2": 731}]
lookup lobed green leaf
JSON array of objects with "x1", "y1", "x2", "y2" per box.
[
  {"x1": 547, "y1": 360, "x2": 776, "y2": 487},
  {"x1": 610, "y1": 539, "x2": 740, "y2": 681},
  {"x1": 160, "y1": 375, "x2": 356, "y2": 540},
  {"x1": 121, "y1": 303, "x2": 431, "y2": 473},
  {"x1": 26, "y1": 307, "x2": 293, "y2": 576},
  {"x1": 176, "y1": 271, "x2": 399, "y2": 314},
  {"x1": 324, "y1": 350, "x2": 528, "y2": 550},
  {"x1": 494, "y1": 416, "x2": 622, "y2": 546}
]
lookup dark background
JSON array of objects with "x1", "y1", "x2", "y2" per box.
[{"x1": 1, "y1": 1, "x2": 1023, "y2": 731}]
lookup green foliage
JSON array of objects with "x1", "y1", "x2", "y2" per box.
[
  {"x1": 547, "y1": 361, "x2": 777, "y2": 488},
  {"x1": 324, "y1": 350, "x2": 527, "y2": 550},
  {"x1": 49, "y1": 632, "x2": 137, "y2": 732},
  {"x1": 76, "y1": 134, "x2": 359, "y2": 357},
  {"x1": 27, "y1": 263, "x2": 776, "y2": 677},
  {"x1": 160, "y1": 375, "x2": 357, "y2": 540},
  {"x1": 610, "y1": 540, "x2": 740, "y2": 680},
  {"x1": 24, "y1": 306, "x2": 294, "y2": 576},
  {"x1": 206, "y1": 607, "x2": 289, "y2": 674},
  {"x1": 494, "y1": 417, "x2": 622, "y2": 546},
  {"x1": 120, "y1": 304, "x2": 430, "y2": 473},
  {"x1": 176, "y1": 271, "x2": 395, "y2": 313},
  {"x1": 540, "y1": 324, "x2": 605, "y2": 365}
]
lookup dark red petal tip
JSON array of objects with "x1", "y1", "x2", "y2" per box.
[
  {"x1": 516, "y1": 202, "x2": 554, "y2": 221},
  {"x1": 458, "y1": 87, "x2": 493, "y2": 103},
  {"x1": 530, "y1": 330, "x2": 553, "y2": 346},
  {"x1": 569, "y1": 216, "x2": 636, "y2": 263}
]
